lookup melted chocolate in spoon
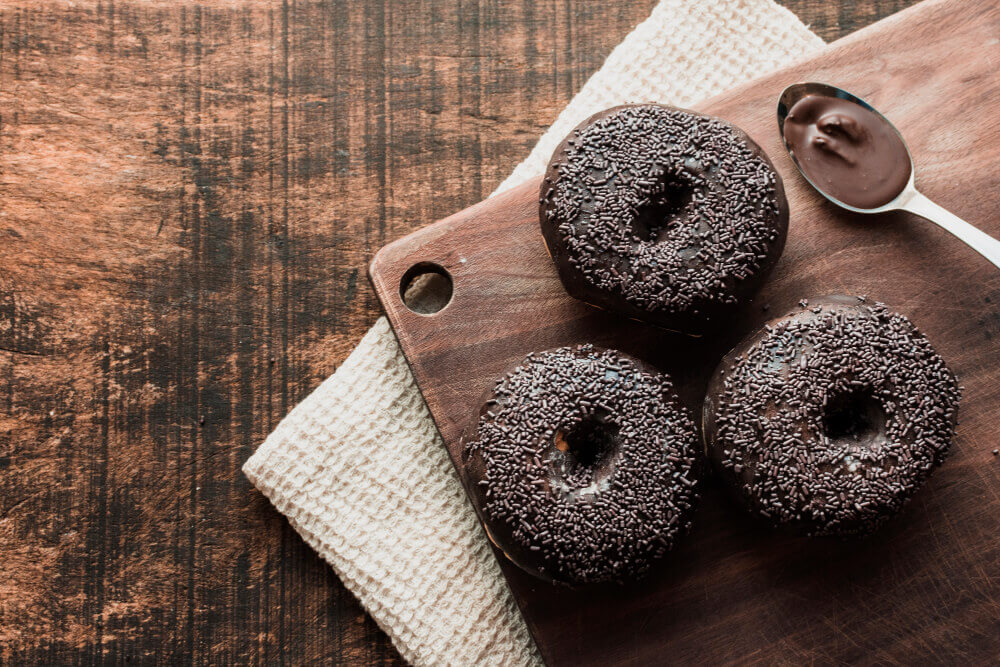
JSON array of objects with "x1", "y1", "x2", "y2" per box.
[
  {"x1": 782, "y1": 94, "x2": 911, "y2": 209},
  {"x1": 776, "y1": 83, "x2": 1000, "y2": 270}
]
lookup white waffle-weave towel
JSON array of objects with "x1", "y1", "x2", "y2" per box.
[{"x1": 244, "y1": 1, "x2": 823, "y2": 664}]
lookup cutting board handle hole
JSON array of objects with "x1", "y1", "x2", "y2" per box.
[{"x1": 400, "y1": 262, "x2": 453, "y2": 315}]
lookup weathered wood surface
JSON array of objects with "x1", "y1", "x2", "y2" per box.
[
  {"x1": 0, "y1": 0, "x2": 918, "y2": 664},
  {"x1": 371, "y1": 0, "x2": 1000, "y2": 664}
]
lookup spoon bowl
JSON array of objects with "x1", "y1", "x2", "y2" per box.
[{"x1": 776, "y1": 82, "x2": 1000, "y2": 269}]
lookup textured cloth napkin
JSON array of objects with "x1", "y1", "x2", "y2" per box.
[{"x1": 243, "y1": 1, "x2": 823, "y2": 664}]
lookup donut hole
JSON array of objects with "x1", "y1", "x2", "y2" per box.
[
  {"x1": 547, "y1": 418, "x2": 620, "y2": 501},
  {"x1": 629, "y1": 178, "x2": 693, "y2": 243},
  {"x1": 822, "y1": 387, "x2": 886, "y2": 448},
  {"x1": 557, "y1": 419, "x2": 617, "y2": 467}
]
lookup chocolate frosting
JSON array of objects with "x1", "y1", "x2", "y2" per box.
[
  {"x1": 703, "y1": 296, "x2": 960, "y2": 537},
  {"x1": 540, "y1": 104, "x2": 788, "y2": 333},
  {"x1": 783, "y1": 95, "x2": 911, "y2": 209},
  {"x1": 463, "y1": 345, "x2": 700, "y2": 585}
]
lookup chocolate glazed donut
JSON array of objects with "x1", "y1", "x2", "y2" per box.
[
  {"x1": 703, "y1": 296, "x2": 961, "y2": 536},
  {"x1": 540, "y1": 104, "x2": 789, "y2": 333},
  {"x1": 462, "y1": 345, "x2": 700, "y2": 585}
]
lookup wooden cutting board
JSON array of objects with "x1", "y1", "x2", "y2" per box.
[{"x1": 369, "y1": 0, "x2": 1000, "y2": 663}]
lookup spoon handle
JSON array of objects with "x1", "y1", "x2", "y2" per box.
[{"x1": 900, "y1": 191, "x2": 1000, "y2": 271}]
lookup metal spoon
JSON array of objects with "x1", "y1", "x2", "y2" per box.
[{"x1": 777, "y1": 82, "x2": 1000, "y2": 270}]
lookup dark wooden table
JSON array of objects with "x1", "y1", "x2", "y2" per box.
[{"x1": 0, "y1": 1, "x2": 920, "y2": 664}]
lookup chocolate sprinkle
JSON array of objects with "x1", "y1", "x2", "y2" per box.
[
  {"x1": 540, "y1": 104, "x2": 788, "y2": 331},
  {"x1": 704, "y1": 296, "x2": 961, "y2": 536},
  {"x1": 464, "y1": 346, "x2": 700, "y2": 585}
]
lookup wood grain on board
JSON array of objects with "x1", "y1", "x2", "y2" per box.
[
  {"x1": 370, "y1": 0, "x2": 1000, "y2": 664},
  {"x1": 0, "y1": 0, "x2": 923, "y2": 664}
]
